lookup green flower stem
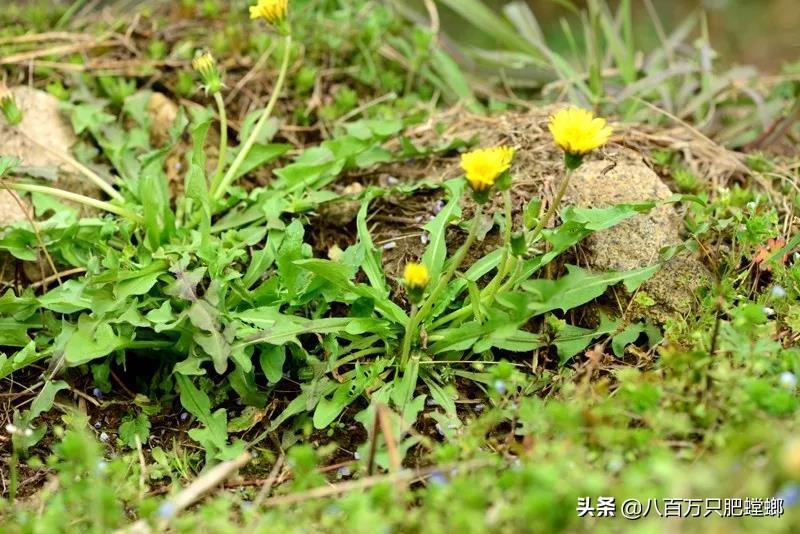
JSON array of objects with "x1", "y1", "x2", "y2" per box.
[
  {"x1": 211, "y1": 34, "x2": 292, "y2": 201},
  {"x1": 481, "y1": 189, "x2": 514, "y2": 298},
  {"x1": 20, "y1": 131, "x2": 123, "y2": 202},
  {"x1": 429, "y1": 166, "x2": 575, "y2": 331},
  {"x1": 399, "y1": 303, "x2": 418, "y2": 370},
  {"x1": 5, "y1": 182, "x2": 142, "y2": 223},
  {"x1": 527, "y1": 167, "x2": 573, "y2": 247},
  {"x1": 400, "y1": 207, "x2": 483, "y2": 367},
  {"x1": 210, "y1": 91, "x2": 229, "y2": 192}
]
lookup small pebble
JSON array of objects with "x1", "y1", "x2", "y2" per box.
[
  {"x1": 420, "y1": 234, "x2": 429, "y2": 245},
  {"x1": 92, "y1": 387, "x2": 103, "y2": 399},
  {"x1": 382, "y1": 241, "x2": 397, "y2": 250},
  {"x1": 99, "y1": 432, "x2": 109, "y2": 442},
  {"x1": 353, "y1": 451, "x2": 361, "y2": 460},
  {"x1": 180, "y1": 412, "x2": 189, "y2": 421},
  {"x1": 772, "y1": 285, "x2": 787, "y2": 298},
  {"x1": 432, "y1": 200, "x2": 445, "y2": 214},
  {"x1": 386, "y1": 176, "x2": 399, "y2": 186},
  {"x1": 474, "y1": 403, "x2": 484, "y2": 413},
  {"x1": 764, "y1": 307, "x2": 775, "y2": 317},
  {"x1": 435, "y1": 423, "x2": 445, "y2": 437},
  {"x1": 5, "y1": 424, "x2": 18, "y2": 434},
  {"x1": 426, "y1": 398, "x2": 439, "y2": 407}
]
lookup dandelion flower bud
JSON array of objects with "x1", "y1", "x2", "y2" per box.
[
  {"x1": 403, "y1": 262, "x2": 430, "y2": 304},
  {"x1": 192, "y1": 51, "x2": 223, "y2": 94},
  {"x1": 548, "y1": 106, "x2": 612, "y2": 170},
  {"x1": 460, "y1": 146, "x2": 515, "y2": 204},
  {"x1": 0, "y1": 85, "x2": 22, "y2": 126}
]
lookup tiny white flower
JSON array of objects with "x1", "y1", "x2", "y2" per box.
[
  {"x1": 5, "y1": 424, "x2": 18, "y2": 434},
  {"x1": 764, "y1": 307, "x2": 775, "y2": 317}
]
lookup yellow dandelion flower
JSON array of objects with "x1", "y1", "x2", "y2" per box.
[
  {"x1": 249, "y1": 0, "x2": 289, "y2": 25},
  {"x1": 548, "y1": 107, "x2": 612, "y2": 158},
  {"x1": 403, "y1": 263, "x2": 430, "y2": 290},
  {"x1": 192, "y1": 52, "x2": 216, "y2": 75},
  {"x1": 460, "y1": 146, "x2": 515, "y2": 195}
]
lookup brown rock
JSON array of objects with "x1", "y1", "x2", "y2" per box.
[
  {"x1": 0, "y1": 86, "x2": 103, "y2": 202},
  {"x1": 0, "y1": 189, "x2": 30, "y2": 227},
  {"x1": 565, "y1": 159, "x2": 710, "y2": 321},
  {"x1": 147, "y1": 91, "x2": 179, "y2": 146},
  {"x1": 0, "y1": 87, "x2": 102, "y2": 282}
]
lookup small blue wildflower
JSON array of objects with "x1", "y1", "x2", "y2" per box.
[
  {"x1": 772, "y1": 285, "x2": 787, "y2": 299},
  {"x1": 776, "y1": 484, "x2": 800, "y2": 507},
  {"x1": 428, "y1": 471, "x2": 448, "y2": 486},
  {"x1": 779, "y1": 372, "x2": 798, "y2": 390},
  {"x1": 157, "y1": 502, "x2": 176, "y2": 519},
  {"x1": 94, "y1": 421, "x2": 102, "y2": 429},
  {"x1": 180, "y1": 412, "x2": 188, "y2": 421},
  {"x1": 493, "y1": 379, "x2": 506, "y2": 394},
  {"x1": 92, "y1": 388, "x2": 103, "y2": 399},
  {"x1": 607, "y1": 458, "x2": 624, "y2": 473},
  {"x1": 336, "y1": 466, "x2": 351, "y2": 479}
]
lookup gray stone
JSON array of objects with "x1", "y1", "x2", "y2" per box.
[{"x1": 565, "y1": 159, "x2": 710, "y2": 321}]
